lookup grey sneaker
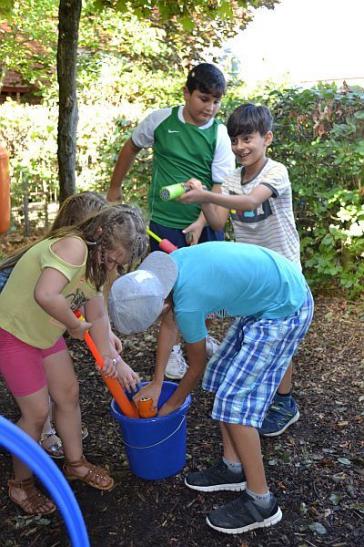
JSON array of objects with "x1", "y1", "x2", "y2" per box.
[
  {"x1": 206, "y1": 490, "x2": 282, "y2": 534},
  {"x1": 185, "y1": 460, "x2": 246, "y2": 492}
]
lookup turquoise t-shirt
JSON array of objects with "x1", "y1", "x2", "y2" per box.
[{"x1": 170, "y1": 242, "x2": 307, "y2": 343}]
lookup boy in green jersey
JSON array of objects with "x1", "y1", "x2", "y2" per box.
[{"x1": 107, "y1": 63, "x2": 234, "y2": 379}]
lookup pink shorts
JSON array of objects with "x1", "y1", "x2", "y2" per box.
[{"x1": 0, "y1": 327, "x2": 67, "y2": 397}]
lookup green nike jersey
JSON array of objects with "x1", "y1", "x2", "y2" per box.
[{"x1": 148, "y1": 106, "x2": 220, "y2": 229}]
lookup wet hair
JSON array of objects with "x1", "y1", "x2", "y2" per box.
[
  {"x1": 0, "y1": 202, "x2": 148, "y2": 291},
  {"x1": 186, "y1": 63, "x2": 226, "y2": 97},
  {"x1": 227, "y1": 103, "x2": 273, "y2": 138},
  {"x1": 0, "y1": 191, "x2": 107, "y2": 272}
]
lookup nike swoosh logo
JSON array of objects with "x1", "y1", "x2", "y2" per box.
[{"x1": 168, "y1": 130, "x2": 180, "y2": 133}]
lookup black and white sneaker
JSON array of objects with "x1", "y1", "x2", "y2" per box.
[
  {"x1": 206, "y1": 490, "x2": 282, "y2": 534},
  {"x1": 184, "y1": 460, "x2": 246, "y2": 492}
]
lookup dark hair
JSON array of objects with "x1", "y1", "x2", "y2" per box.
[
  {"x1": 227, "y1": 103, "x2": 273, "y2": 138},
  {"x1": 186, "y1": 63, "x2": 226, "y2": 97}
]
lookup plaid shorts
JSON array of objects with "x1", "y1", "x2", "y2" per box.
[{"x1": 202, "y1": 288, "x2": 314, "y2": 427}]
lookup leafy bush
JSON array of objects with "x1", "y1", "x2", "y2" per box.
[
  {"x1": 1, "y1": 83, "x2": 363, "y2": 296},
  {"x1": 224, "y1": 84, "x2": 364, "y2": 297}
]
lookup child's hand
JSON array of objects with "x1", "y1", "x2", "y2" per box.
[
  {"x1": 68, "y1": 320, "x2": 92, "y2": 340},
  {"x1": 185, "y1": 177, "x2": 204, "y2": 191},
  {"x1": 102, "y1": 354, "x2": 121, "y2": 377},
  {"x1": 110, "y1": 331, "x2": 123, "y2": 353},
  {"x1": 133, "y1": 381, "x2": 162, "y2": 411},
  {"x1": 179, "y1": 189, "x2": 206, "y2": 205},
  {"x1": 116, "y1": 359, "x2": 140, "y2": 392},
  {"x1": 180, "y1": 178, "x2": 208, "y2": 205},
  {"x1": 182, "y1": 220, "x2": 204, "y2": 245}
]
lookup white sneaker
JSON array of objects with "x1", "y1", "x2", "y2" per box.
[
  {"x1": 165, "y1": 345, "x2": 188, "y2": 379},
  {"x1": 206, "y1": 335, "x2": 220, "y2": 358}
]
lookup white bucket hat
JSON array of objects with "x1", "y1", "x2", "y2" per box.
[{"x1": 108, "y1": 251, "x2": 178, "y2": 335}]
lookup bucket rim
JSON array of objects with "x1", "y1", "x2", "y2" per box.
[
  {"x1": 110, "y1": 381, "x2": 192, "y2": 423},
  {"x1": 111, "y1": 394, "x2": 191, "y2": 423}
]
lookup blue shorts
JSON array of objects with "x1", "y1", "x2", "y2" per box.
[
  {"x1": 149, "y1": 220, "x2": 224, "y2": 251},
  {"x1": 202, "y1": 289, "x2": 314, "y2": 427}
]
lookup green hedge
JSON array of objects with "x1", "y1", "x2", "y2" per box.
[{"x1": 0, "y1": 84, "x2": 363, "y2": 296}]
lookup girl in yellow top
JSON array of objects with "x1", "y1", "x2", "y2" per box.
[
  {"x1": 1, "y1": 192, "x2": 125, "y2": 457},
  {"x1": 0, "y1": 204, "x2": 147, "y2": 515}
]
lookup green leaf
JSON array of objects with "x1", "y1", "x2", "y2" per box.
[{"x1": 0, "y1": 0, "x2": 14, "y2": 17}]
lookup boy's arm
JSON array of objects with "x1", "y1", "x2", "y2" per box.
[
  {"x1": 200, "y1": 182, "x2": 230, "y2": 231},
  {"x1": 158, "y1": 339, "x2": 207, "y2": 416},
  {"x1": 182, "y1": 183, "x2": 273, "y2": 228},
  {"x1": 133, "y1": 306, "x2": 176, "y2": 408},
  {"x1": 107, "y1": 138, "x2": 141, "y2": 202},
  {"x1": 183, "y1": 183, "x2": 225, "y2": 243}
]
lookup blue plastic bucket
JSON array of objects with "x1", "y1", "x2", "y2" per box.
[{"x1": 111, "y1": 381, "x2": 191, "y2": 480}]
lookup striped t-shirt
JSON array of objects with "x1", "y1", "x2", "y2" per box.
[{"x1": 222, "y1": 158, "x2": 301, "y2": 266}]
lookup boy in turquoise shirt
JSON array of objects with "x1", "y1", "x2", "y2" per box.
[
  {"x1": 107, "y1": 63, "x2": 234, "y2": 378},
  {"x1": 109, "y1": 242, "x2": 314, "y2": 535},
  {"x1": 180, "y1": 103, "x2": 302, "y2": 437}
]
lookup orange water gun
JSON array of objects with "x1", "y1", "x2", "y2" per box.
[{"x1": 74, "y1": 311, "x2": 139, "y2": 418}]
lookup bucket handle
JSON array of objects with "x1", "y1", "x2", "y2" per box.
[{"x1": 122, "y1": 416, "x2": 186, "y2": 450}]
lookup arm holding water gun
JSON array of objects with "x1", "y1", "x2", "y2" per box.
[
  {"x1": 180, "y1": 177, "x2": 272, "y2": 231},
  {"x1": 84, "y1": 295, "x2": 139, "y2": 391}
]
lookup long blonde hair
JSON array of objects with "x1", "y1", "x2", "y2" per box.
[
  {"x1": 0, "y1": 191, "x2": 107, "y2": 271},
  {"x1": 1, "y1": 202, "x2": 148, "y2": 291}
]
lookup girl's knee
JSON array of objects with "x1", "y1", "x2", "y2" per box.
[
  {"x1": 20, "y1": 402, "x2": 49, "y2": 430},
  {"x1": 53, "y1": 381, "x2": 79, "y2": 408}
]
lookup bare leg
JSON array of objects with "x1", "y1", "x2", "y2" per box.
[
  {"x1": 44, "y1": 349, "x2": 111, "y2": 488},
  {"x1": 277, "y1": 363, "x2": 292, "y2": 394},
  {"x1": 221, "y1": 422, "x2": 240, "y2": 462},
  {"x1": 225, "y1": 422, "x2": 268, "y2": 494},
  {"x1": 9, "y1": 388, "x2": 55, "y2": 513},
  {"x1": 13, "y1": 388, "x2": 49, "y2": 479},
  {"x1": 44, "y1": 350, "x2": 82, "y2": 462}
]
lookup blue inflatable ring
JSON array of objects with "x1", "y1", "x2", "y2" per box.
[{"x1": 0, "y1": 415, "x2": 89, "y2": 547}]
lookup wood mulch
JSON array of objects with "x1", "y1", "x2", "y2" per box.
[{"x1": 0, "y1": 295, "x2": 363, "y2": 546}]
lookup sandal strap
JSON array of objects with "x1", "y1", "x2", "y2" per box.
[
  {"x1": 8, "y1": 477, "x2": 34, "y2": 490},
  {"x1": 64, "y1": 455, "x2": 88, "y2": 468},
  {"x1": 65, "y1": 456, "x2": 105, "y2": 479},
  {"x1": 8, "y1": 477, "x2": 56, "y2": 514},
  {"x1": 64, "y1": 456, "x2": 113, "y2": 488}
]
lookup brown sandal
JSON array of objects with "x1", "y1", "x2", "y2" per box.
[
  {"x1": 63, "y1": 455, "x2": 114, "y2": 491},
  {"x1": 8, "y1": 477, "x2": 56, "y2": 515}
]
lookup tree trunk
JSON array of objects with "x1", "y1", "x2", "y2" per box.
[{"x1": 57, "y1": 0, "x2": 82, "y2": 203}]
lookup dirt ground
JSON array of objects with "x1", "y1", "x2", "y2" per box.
[{"x1": 0, "y1": 295, "x2": 363, "y2": 547}]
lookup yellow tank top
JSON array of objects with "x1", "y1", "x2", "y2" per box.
[{"x1": 0, "y1": 237, "x2": 98, "y2": 348}]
